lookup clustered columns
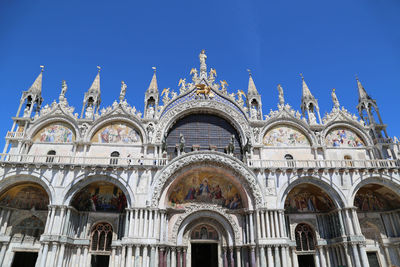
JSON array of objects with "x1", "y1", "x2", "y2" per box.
[{"x1": 158, "y1": 247, "x2": 187, "y2": 267}]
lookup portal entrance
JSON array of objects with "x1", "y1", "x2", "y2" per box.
[
  {"x1": 91, "y1": 255, "x2": 110, "y2": 267},
  {"x1": 297, "y1": 255, "x2": 315, "y2": 267},
  {"x1": 11, "y1": 252, "x2": 38, "y2": 267},
  {"x1": 191, "y1": 243, "x2": 218, "y2": 267}
]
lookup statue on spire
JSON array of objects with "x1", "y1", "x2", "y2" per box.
[
  {"x1": 331, "y1": 88, "x2": 340, "y2": 108},
  {"x1": 277, "y1": 84, "x2": 284, "y2": 105},
  {"x1": 199, "y1": 49, "x2": 207, "y2": 78},
  {"x1": 119, "y1": 81, "x2": 127, "y2": 102}
]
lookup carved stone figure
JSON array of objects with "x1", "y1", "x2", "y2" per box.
[
  {"x1": 60, "y1": 80, "x2": 68, "y2": 98},
  {"x1": 226, "y1": 135, "x2": 235, "y2": 155},
  {"x1": 161, "y1": 88, "x2": 170, "y2": 103},
  {"x1": 119, "y1": 81, "x2": 127, "y2": 102},
  {"x1": 199, "y1": 49, "x2": 207, "y2": 66},
  {"x1": 161, "y1": 133, "x2": 168, "y2": 153},
  {"x1": 220, "y1": 80, "x2": 228, "y2": 94},
  {"x1": 250, "y1": 106, "x2": 258, "y2": 119},
  {"x1": 277, "y1": 84, "x2": 284, "y2": 105},
  {"x1": 179, "y1": 133, "x2": 185, "y2": 153},
  {"x1": 331, "y1": 88, "x2": 340, "y2": 108},
  {"x1": 190, "y1": 68, "x2": 198, "y2": 82},
  {"x1": 243, "y1": 137, "x2": 252, "y2": 155},
  {"x1": 178, "y1": 78, "x2": 186, "y2": 94},
  {"x1": 195, "y1": 84, "x2": 211, "y2": 98}
]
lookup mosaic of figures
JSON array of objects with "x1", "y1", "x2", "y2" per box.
[
  {"x1": 168, "y1": 170, "x2": 243, "y2": 210},
  {"x1": 0, "y1": 183, "x2": 49, "y2": 210},
  {"x1": 285, "y1": 184, "x2": 334, "y2": 213},
  {"x1": 71, "y1": 182, "x2": 127, "y2": 212},
  {"x1": 91, "y1": 122, "x2": 141, "y2": 144},
  {"x1": 263, "y1": 126, "x2": 310, "y2": 147},
  {"x1": 191, "y1": 224, "x2": 219, "y2": 240},
  {"x1": 354, "y1": 184, "x2": 400, "y2": 211},
  {"x1": 325, "y1": 128, "x2": 364, "y2": 147},
  {"x1": 34, "y1": 122, "x2": 74, "y2": 143}
]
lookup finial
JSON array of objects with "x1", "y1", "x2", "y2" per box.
[
  {"x1": 300, "y1": 73, "x2": 304, "y2": 80},
  {"x1": 40, "y1": 65, "x2": 45, "y2": 72},
  {"x1": 355, "y1": 74, "x2": 359, "y2": 81},
  {"x1": 247, "y1": 69, "x2": 252, "y2": 76},
  {"x1": 152, "y1": 66, "x2": 156, "y2": 73},
  {"x1": 97, "y1": 66, "x2": 101, "y2": 72}
]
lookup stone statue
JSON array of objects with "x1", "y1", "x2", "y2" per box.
[
  {"x1": 179, "y1": 133, "x2": 185, "y2": 153},
  {"x1": 236, "y1": 90, "x2": 245, "y2": 106},
  {"x1": 226, "y1": 135, "x2": 235, "y2": 155},
  {"x1": 250, "y1": 106, "x2": 258, "y2": 119},
  {"x1": 220, "y1": 80, "x2": 228, "y2": 94},
  {"x1": 209, "y1": 68, "x2": 217, "y2": 81},
  {"x1": 277, "y1": 84, "x2": 284, "y2": 105},
  {"x1": 146, "y1": 124, "x2": 154, "y2": 140},
  {"x1": 161, "y1": 133, "x2": 168, "y2": 153},
  {"x1": 199, "y1": 49, "x2": 207, "y2": 66},
  {"x1": 331, "y1": 88, "x2": 340, "y2": 108},
  {"x1": 60, "y1": 80, "x2": 68, "y2": 98},
  {"x1": 178, "y1": 78, "x2": 186, "y2": 94},
  {"x1": 147, "y1": 106, "x2": 155, "y2": 119},
  {"x1": 243, "y1": 137, "x2": 252, "y2": 155},
  {"x1": 161, "y1": 88, "x2": 170, "y2": 103},
  {"x1": 308, "y1": 112, "x2": 317, "y2": 125},
  {"x1": 120, "y1": 81, "x2": 127, "y2": 102},
  {"x1": 190, "y1": 68, "x2": 198, "y2": 82},
  {"x1": 85, "y1": 105, "x2": 94, "y2": 119}
]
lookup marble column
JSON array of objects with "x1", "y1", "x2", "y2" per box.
[
  {"x1": 256, "y1": 211, "x2": 262, "y2": 239},
  {"x1": 40, "y1": 242, "x2": 49, "y2": 267},
  {"x1": 250, "y1": 246, "x2": 256, "y2": 267},
  {"x1": 236, "y1": 247, "x2": 241, "y2": 267},
  {"x1": 249, "y1": 212, "x2": 255, "y2": 243},
  {"x1": 121, "y1": 246, "x2": 126, "y2": 267},
  {"x1": 126, "y1": 245, "x2": 133, "y2": 267},
  {"x1": 49, "y1": 243, "x2": 58, "y2": 266},
  {"x1": 229, "y1": 248, "x2": 235, "y2": 267},
  {"x1": 279, "y1": 211, "x2": 286, "y2": 237},
  {"x1": 270, "y1": 212, "x2": 275, "y2": 238},
  {"x1": 345, "y1": 209, "x2": 355, "y2": 236},
  {"x1": 384, "y1": 246, "x2": 392, "y2": 267},
  {"x1": 351, "y1": 244, "x2": 361, "y2": 267},
  {"x1": 111, "y1": 247, "x2": 116, "y2": 267},
  {"x1": 267, "y1": 246, "x2": 273, "y2": 267},
  {"x1": 150, "y1": 246, "x2": 156, "y2": 267},
  {"x1": 223, "y1": 248, "x2": 228, "y2": 267},
  {"x1": 359, "y1": 244, "x2": 370, "y2": 267},
  {"x1": 274, "y1": 247, "x2": 281, "y2": 267},
  {"x1": 177, "y1": 248, "x2": 181, "y2": 267},
  {"x1": 159, "y1": 248, "x2": 165, "y2": 267},
  {"x1": 265, "y1": 211, "x2": 271, "y2": 238},
  {"x1": 129, "y1": 209, "x2": 134, "y2": 236},
  {"x1": 318, "y1": 247, "x2": 326, "y2": 267},
  {"x1": 134, "y1": 245, "x2": 141, "y2": 267},
  {"x1": 281, "y1": 247, "x2": 288, "y2": 267},
  {"x1": 171, "y1": 248, "x2": 176, "y2": 267},
  {"x1": 260, "y1": 246, "x2": 266, "y2": 267},
  {"x1": 291, "y1": 248, "x2": 298, "y2": 267},
  {"x1": 343, "y1": 244, "x2": 352, "y2": 267},
  {"x1": 260, "y1": 211, "x2": 265, "y2": 238},
  {"x1": 314, "y1": 247, "x2": 321, "y2": 267},
  {"x1": 143, "y1": 246, "x2": 148, "y2": 267},
  {"x1": 0, "y1": 243, "x2": 7, "y2": 266},
  {"x1": 273, "y1": 211, "x2": 280, "y2": 237},
  {"x1": 183, "y1": 248, "x2": 187, "y2": 267},
  {"x1": 76, "y1": 246, "x2": 82, "y2": 267}
]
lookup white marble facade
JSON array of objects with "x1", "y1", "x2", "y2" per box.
[{"x1": 0, "y1": 51, "x2": 399, "y2": 267}]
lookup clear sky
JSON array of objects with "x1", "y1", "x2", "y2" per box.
[{"x1": 1, "y1": 0, "x2": 400, "y2": 148}]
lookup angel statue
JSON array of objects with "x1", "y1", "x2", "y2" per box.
[
  {"x1": 119, "y1": 81, "x2": 127, "y2": 102},
  {"x1": 161, "y1": 88, "x2": 170, "y2": 103},
  {"x1": 178, "y1": 78, "x2": 186, "y2": 94},
  {"x1": 209, "y1": 68, "x2": 217, "y2": 81},
  {"x1": 220, "y1": 80, "x2": 228, "y2": 94},
  {"x1": 236, "y1": 90, "x2": 246, "y2": 106},
  {"x1": 331, "y1": 88, "x2": 340, "y2": 108},
  {"x1": 199, "y1": 49, "x2": 207, "y2": 66},
  {"x1": 277, "y1": 84, "x2": 284, "y2": 105},
  {"x1": 60, "y1": 80, "x2": 68, "y2": 97},
  {"x1": 190, "y1": 68, "x2": 198, "y2": 81}
]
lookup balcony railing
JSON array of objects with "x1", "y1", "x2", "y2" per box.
[
  {"x1": 0, "y1": 153, "x2": 168, "y2": 167},
  {"x1": 247, "y1": 159, "x2": 399, "y2": 169},
  {"x1": 0, "y1": 153, "x2": 398, "y2": 170},
  {"x1": 373, "y1": 138, "x2": 393, "y2": 145},
  {"x1": 6, "y1": 132, "x2": 25, "y2": 139}
]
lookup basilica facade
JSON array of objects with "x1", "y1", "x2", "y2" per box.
[{"x1": 0, "y1": 51, "x2": 399, "y2": 267}]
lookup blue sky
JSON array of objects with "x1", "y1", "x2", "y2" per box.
[{"x1": 1, "y1": 0, "x2": 400, "y2": 148}]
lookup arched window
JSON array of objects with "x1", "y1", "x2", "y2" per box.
[
  {"x1": 344, "y1": 155, "x2": 353, "y2": 167},
  {"x1": 295, "y1": 224, "x2": 315, "y2": 251},
  {"x1": 110, "y1": 151, "x2": 120, "y2": 165},
  {"x1": 46, "y1": 150, "x2": 56, "y2": 163},
  {"x1": 285, "y1": 154, "x2": 294, "y2": 167},
  {"x1": 91, "y1": 223, "x2": 113, "y2": 252}
]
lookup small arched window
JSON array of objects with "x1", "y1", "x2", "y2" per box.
[
  {"x1": 295, "y1": 223, "x2": 315, "y2": 251},
  {"x1": 46, "y1": 150, "x2": 56, "y2": 163},
  {"x1": 110, "y1": 151, "x2": 120, "y2": 165},
  {"x1": 91, "y1": 223, "x2": 113, "y2": 252},
  {"x1": 344, "y1": 155, "x2": 353, "y2": 167},
  {"x1": 285, "y1": 154, "x2": 294, "y2": 167}
]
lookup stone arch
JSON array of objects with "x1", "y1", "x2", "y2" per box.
[
  {"x1": 277, "y1": 176, "x2": 346, "y2": 210},
  {"x1": 349, "y1": 176, "x2": 400, "y2": 207},
  {"x1": 87, "y1": 116, "x2": 146, "y2": 144},
  {"x1": 0, "y1": 174, "x2": 55, "y2": 205},
  {"x1": 322, "y1": 122, "x2": 372, "y2": 147},
  {"x1": 174, "y1": 210, "x2": 237, "y2": 246},
  {"x1": 63, "y1": 174, "x2": 134, "y2": 209},
  {"x1": 260, "y1": 120, "x2": 316, "y2": 147},
  {"x1": 27, "y1": 116, "x2": 78, "y2": 142},
  {"x1": 154, "y1": 100, "x2": 251, "y2": 144},
  {"x1": 150, "y1": 151, "x2": 263, "y2": 209}
]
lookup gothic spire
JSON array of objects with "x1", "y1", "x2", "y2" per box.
[
  {"x1": 301, "y1": 73, "x2": 313, "y2": 99},
  {"x1": 88, "y1": 66, "x2": 101, "y2": 93},
  {"x1": 27, "y1": 65, "x2": 44, "y2": 95},
  {"x1": 356, "y1": 77, "x2": 370, "y2": 101},
  {"x1": 247, "y1": 70, "x2": 259, "y2": 96},
  {"x1": 147, "y1": 67, "x2": 158, "y2": 94}
]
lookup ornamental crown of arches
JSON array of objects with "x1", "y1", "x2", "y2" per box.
[{"x1": 11, "y1": 49, "x2": 389, "y2": 149}]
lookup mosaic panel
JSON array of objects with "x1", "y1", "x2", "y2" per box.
[
  {"x1": 354, "y1": 184, "x2": 400, "y2": 211},
  {"x1": 325, "y1": 128, "x2": 364, "y2": 147},
  {"x1": 71, "y1": 182, "x2": 127, "y2": 212},
  {"x1": 263, "y1": 126, "x2": 310, "y2": 147},
  {"x1": 33, "y1": 122, "x2": 74, "y2": 143},
  {"x1": 168, "y1": 170, "x2": 243, "y2": 210},
  {"x1": 91, "y1": 122, "x2": 141, "y2": 144},
  {"x1": 0, "y1": 183, "x2": 49, "y2": 210},
  {"x1": 285, "y1": 184, "x2": 335, "y2": 213}
]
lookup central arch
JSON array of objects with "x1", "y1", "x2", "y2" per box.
[{"x1": 150, "y1": 151, "x2": 263, "y2": 208}]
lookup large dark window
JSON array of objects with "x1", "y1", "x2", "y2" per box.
[{"x1": 166, "y1": 114, "x2": 241, "y2": 158}]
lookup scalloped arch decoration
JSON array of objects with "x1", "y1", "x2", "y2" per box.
[
  {"x1": 91, "y1": 121, "x2": 142, "y2": 144},
  {"x1": 325, "y1": 128, "x2": 364, "y2": 147},
  {"x1": 263, "y1": 125, "x2": 310, "y2": 147},
  {"x1": 33, "y1": 122, "x2": 75, "y2": 143}
]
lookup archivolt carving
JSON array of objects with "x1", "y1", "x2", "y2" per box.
[
  {"x1": 154, "y1": 100, "x2": 251, "y2": 143},
  {"x1": 150, "y1": 152, "x2": 263, "y2": 208},
  {"x1": 171, "y1": 204, "x2": 242, "y2": 245}
]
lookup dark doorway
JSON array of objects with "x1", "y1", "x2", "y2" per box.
[
  {"x1": 11, "y1": 252, "x2": 38, "y2": 267},
  {"x1": 298, "y1": 254, "x2": 315, "y2": 267},
  {"x1": 367, "y1": 252, "x2": 380, "y2": 267},
  {"x1": 91, "y1": 255, "x2": 110, "y2": 267},
  {"x1": 191, "y1": 243, "x2": 218, "y2": 267}
]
